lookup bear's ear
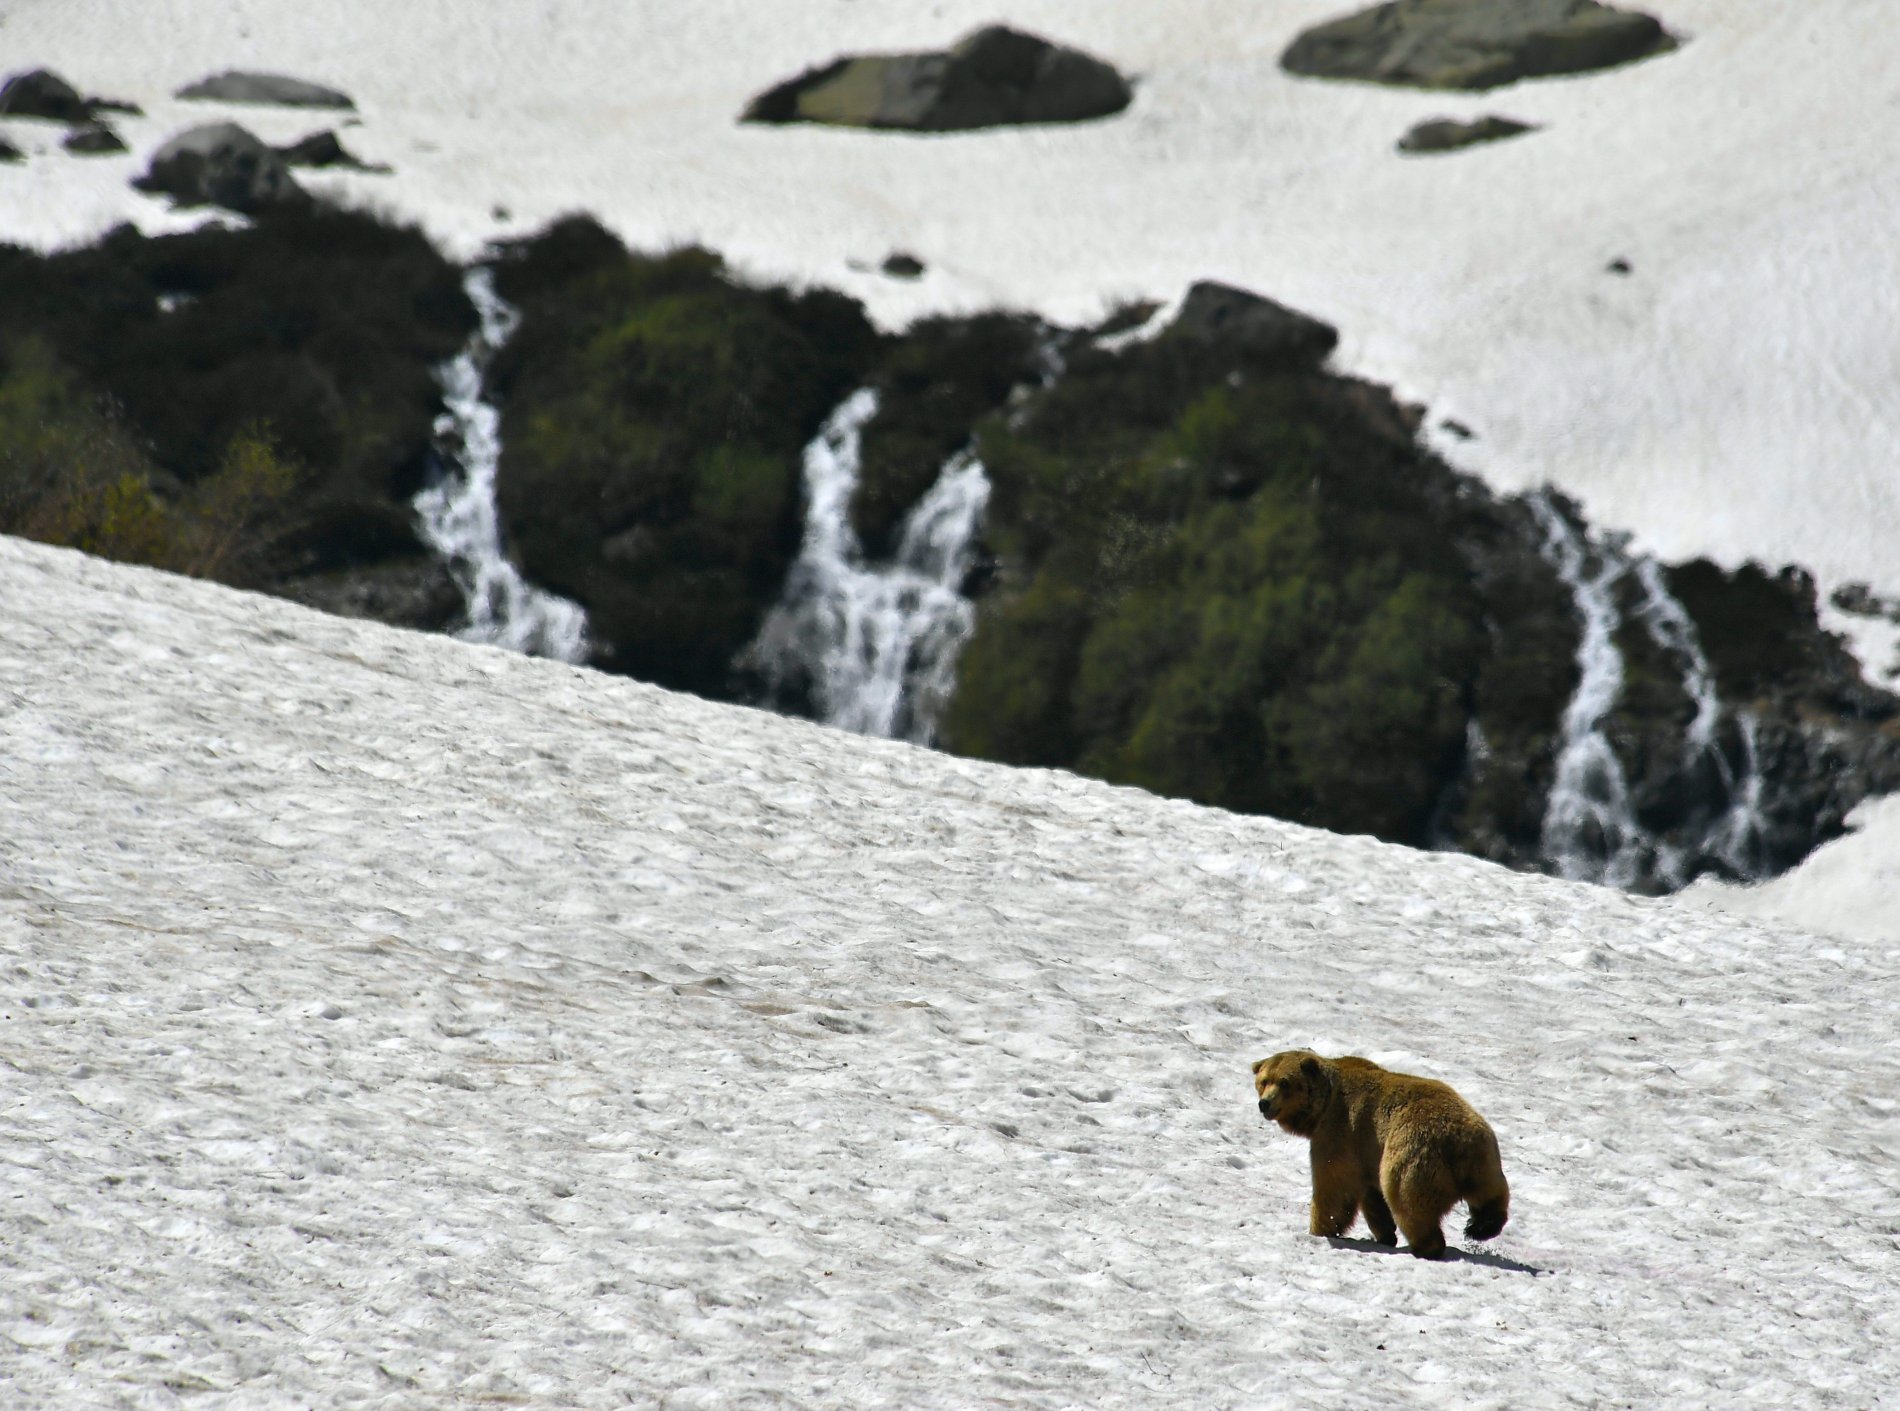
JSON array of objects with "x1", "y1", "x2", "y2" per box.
[
  {"x1": 1300, "y1": 1055, "x2": 1323, "y2": 1080},
  {"x1": 1251, "y1": 1058, "x2": 1267, "y2": 1075}
]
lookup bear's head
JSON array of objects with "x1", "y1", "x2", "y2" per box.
[{"x1": 1252, "y1": 1050, "x2": 1334, "y2": 1136}]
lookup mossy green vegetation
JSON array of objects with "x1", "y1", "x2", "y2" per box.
[
  {"x1": 0, "y1": 207, "x2": 470, "y2": 593},
  {"x1": 944, "y1": 339, "x2": 1486, "y2": 845},
  {"x1": 489, "y1": 218, "x2": 879, "y2": 694},
  {"x1": 851, "y1": 314, "x2": 1046, "y2": 557},
  {"x1": 0, "y1": 335, "x2": 297, "y2": 582}
]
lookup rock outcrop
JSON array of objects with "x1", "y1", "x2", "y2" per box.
[
  {"x1": 0, "y1": 68, "x2": 90, "y2": 122},
  {"x1": 1163, "y1": 281, "x2": 1339, "y2": 369},
  {"x1": 0, "y1": 67, "x2": 139, "y2": 123},
  {"x1": 133, "y1": 123, "x2": 307, "y2": 213},
  {"x1": 275, "y1": 129, "x2": 387, "y2": 172},
  {"x1": 63, "y1": 122, "x2": 127, "y2": 155},
  {"x1": 1283, "y1": 0, "x2": 1677, "y2": 90},
  {"x1": 743, "y1": 25, "x2": 1131, "y2": 131},
  {"x1": 176, "y1": 71, "x2": 355, "y2": 109},
  {"x1": 1397, "y1": 115, "x2": 1535, "y2": 153}
]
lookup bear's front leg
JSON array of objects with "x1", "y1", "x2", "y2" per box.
[
  {"x1": 1310, "y1": 1191, "x2": 1358, "y2": 1237},
  {"x1": 1309, "y1": 1154, "x2": 1361, "y2": 1237}
]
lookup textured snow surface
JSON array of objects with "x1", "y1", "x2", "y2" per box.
[
  {"x1": 1685, "y1": 793, "x2": 1900, "y2": 949},
  {"x1": 3, "y1": 534, "x2": 1898, "y2": 1408}
]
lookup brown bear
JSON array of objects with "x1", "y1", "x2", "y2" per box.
[{"x1": 1252, "y1": 1050, "x2": 1509, "y2": 1259}]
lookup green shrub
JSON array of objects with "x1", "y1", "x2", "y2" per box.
[
  {"x1": 489, "y1": 221, "x2": 880, "y2": 695},
  {"x1": 944, "y1": 336, "x2": 1487, "y2": 845},
  {"x1": 1, "y1": 335, "x2": 299, "y2": 582}
]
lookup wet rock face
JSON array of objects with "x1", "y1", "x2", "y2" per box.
[
  {"x1": 742, "y1": 24, "x2": 1132, "y2": 131},
  {"x1": 134, "y1": 123, "x2": 308, "y2": 214},
  {"x1": 1283, "y1": 0, "x2": 1677, "y2": 91}
]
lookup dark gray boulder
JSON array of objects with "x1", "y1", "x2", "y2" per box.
[
  {"x1": 275, "y1": 128, "x2": 389, "y2": 172},
  {"x1": 1398, "y1": 115, "x2": 1536, "y2": 153},
  {"x1": 1283, "y1": 0, "x2": 1677, "y2": 90},
  {"x1": 63, "y1": 122, "x2": 128, "y2": 156},
  {"x1": 176, "y1": 70, "x2": 355, "y2": 109},
  {"x1": 1164, "y1": 281, "x2": 1339, "y2": 369},
  {"x1": 0, "y1": 68, "x2": 88, "y2": 122},
  {"x1": 133, "y1": 123, "x2": 309, "y2": 213},
  {"x1": 743, "y1": 24, "x2": 1131, "y2": 131},
  {"x1": 0, "y1": 136, "x2": 21, "y2": 164},
  {"x1": 1831, "y1": 582, "x2": 1900, "y2": 624},
  {"x1": 0, "y1": 68, "x2": 140, "y2": 123}
]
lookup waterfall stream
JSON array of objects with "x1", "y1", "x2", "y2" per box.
[
  {"x1": 1527, "y1": 491, "x2": 1652, "y2": 887},
  {"x1": 1528, "y1": 490, "x2": 1767, "y2": 887},
  {"x1": 746, "y1": 389, "x2": 990, "y2": 745},
  {"x1": 414, "y1": 268, "x2": 589, "y2": 664}
]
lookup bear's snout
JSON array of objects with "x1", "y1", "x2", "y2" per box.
[{"x1": 1258, "y1": 1096, "x2": 1276, "y2": 1119}]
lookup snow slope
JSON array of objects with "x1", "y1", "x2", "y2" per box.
[{"x1": 3, "y1": 534, "x2": 1897, "y2": 1408}]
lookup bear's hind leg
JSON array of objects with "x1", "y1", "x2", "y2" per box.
[
  {"x1": 1383, "y1": 1156, "x2": 1455, "y2": 1260},
  {"x1": 1362, "y1": 1186, "x2": 1398, "y2": 1246},
  {"x1": 1464, "y1": 1182, "x2": 1509, "y2": 1242},
  {"x1": 1462, "y1": 1154, "x2": 1510, "y2": 1241}
]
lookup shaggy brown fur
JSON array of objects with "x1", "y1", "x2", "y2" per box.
[{"x1": 1252, "y1": 1050, "x2": 1509, "y2": 1259}]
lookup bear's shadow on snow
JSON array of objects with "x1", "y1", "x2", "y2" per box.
[{"x1": 1325, "y1": 1234, "x2": 1549, "y2": 1276}]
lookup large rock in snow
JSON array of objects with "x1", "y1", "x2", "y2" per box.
[
  {"x1": 1397, "y1": 115, "x2": 1537, "y2": 153},
  {"x1": 0, "y1": 67, "x2": 138, "y2": 123},
  {"x1": 1164, "y1": 281, "x2": 1339, "y2": 368},
  {"x1": 743, "y1": 25, "x2": 1131, "y2": 131},
  {"x1": 0, "y1": 68, "x2": 90, "y2": 122},
  {"x1": 1282, "y1": 0, "x2": 1677, "y2": 90},
  {"x1": 133, "y1": 123, "x2": 308, "y2": 213},
  {"x1": 63, "y1": 121, "x2": 127, "y2": 156},
  {"x1": 176, "y1": 70, "x2": 355, "y2": 109}
]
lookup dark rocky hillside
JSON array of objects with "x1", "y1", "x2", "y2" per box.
[
  {"x1": 0, "y1": 208, "x2": 469, "y2": 617},
  {"x1": 3, "y1": 211, "x2": 1894, "y2": 892}
]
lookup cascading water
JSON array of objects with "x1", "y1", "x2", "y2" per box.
[
  {"x1": 1631, "y1": 557, "x2": 1768, "y2": 881},
  {"x1": 1528, "y1": 490, "x2": 1768, "y2": 888},
  {"x1": 746, "y1": 389, "x2": 991, "y2": 745},
  {"x1": 1527, "y1": 490, "x2": 1652, "y2": 888},
  {"x1": 414, "y1": 268, "x2": 589, "y2": 664}
]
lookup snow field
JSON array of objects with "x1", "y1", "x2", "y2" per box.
[{"x1": 3, "y1": 534, "x2": 1897, "y2": 1408}]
